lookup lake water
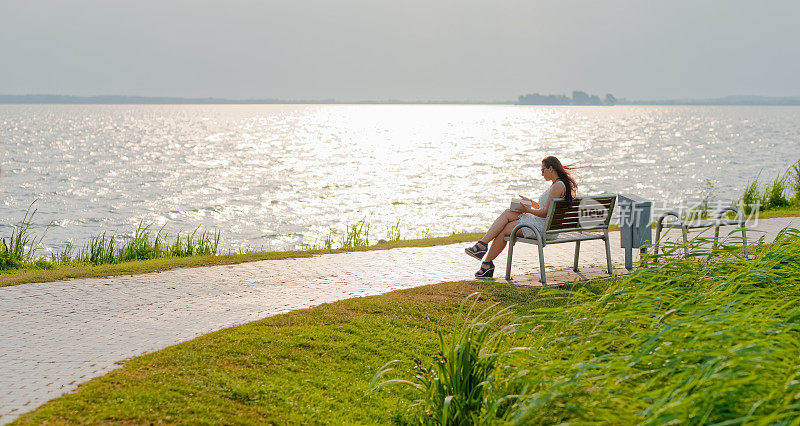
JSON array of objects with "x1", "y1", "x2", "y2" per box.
[{"x1": 1, "y1": 105, "x2": 799, "y2": 253}]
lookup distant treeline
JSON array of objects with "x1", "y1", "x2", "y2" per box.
[
  {"x1": 517, "y1": 91, "x2": 617, "y2": 105},
  {"x1": 2, "y1": 94, "x2": 800, "y2": 106},
  {"x1": 517, "y1": 92, "x2": 800, "y2": 106},
  {"x1": 0, "y1": 95, "x2": 337, "y2": 104}
]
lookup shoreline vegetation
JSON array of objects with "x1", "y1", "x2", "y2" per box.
[
  {"x1": 2, "y1": 160, "x2": 800, "y2": 287},
  {"x1": 14, "y1": 229, "x2": 800, "y2": 424}
]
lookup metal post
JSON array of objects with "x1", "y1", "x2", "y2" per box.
[
  {"x1": 682, "y1": 225, "x2": 689, "y2": 257},
  {"x1": 625, "y1": 246, "x2": 633, "y2": 271},
  {"x1": 537, "y1": 241, "x2": 547, "y2": 286},
  {"x1": 604, "y1": 229, "x2": 613, "y2": 275},
  {"x1": 505, "y1": 239, "x2": 515, "y2": 281}
]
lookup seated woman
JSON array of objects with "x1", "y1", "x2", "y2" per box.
[{"x1": 465, "y1": 155, "x2": 578, "y2": 278}]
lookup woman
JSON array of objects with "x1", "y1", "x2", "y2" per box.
[{"x1": 464, "y1": 156, "x2": 578, "y2": 278}]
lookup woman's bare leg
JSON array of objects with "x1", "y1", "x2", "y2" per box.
[
  {"x1": 484, "y1": 221, "x2": 524, "y2": 262},
  {"x1": 480, "y1": 209, "x2": 520, "y2": 244}
]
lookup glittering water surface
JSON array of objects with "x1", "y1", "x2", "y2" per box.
[{"x1": 1, "y1": 105, "x2": 798, "y2": 252}]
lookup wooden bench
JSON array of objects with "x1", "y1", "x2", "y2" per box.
[{"x1": 504, "y1": 194, "x2": 617, "y2": 286}]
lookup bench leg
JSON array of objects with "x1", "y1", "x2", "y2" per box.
[
  {"x1": 573, "y1": 241, "x2": 580, "y2": 272},
  {"x1": 653, "y1": 223, "x2": 662, "y2": 260},
  {"x1": 537, "y1": 242, "x2": 546, "y2": 286},
  {"x1": 682, "y1": 225, "x2": 689, "y2": 257},
  {"x1": 741, "y1": 226, "x2": 749, "y2": 258},
  {"x1": 713, "y1": 225, "x2": 720, "y2": 251},
  {"x1": 603, "y1": 229, "x2": 613, "y2": 275},
  {"x1": 505, "y1": 240, "x2": 515, "y2": 281}
]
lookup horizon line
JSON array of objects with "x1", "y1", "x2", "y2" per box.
[{"x1": 2, "y1": 93, "x2": 800, "y2": 106}]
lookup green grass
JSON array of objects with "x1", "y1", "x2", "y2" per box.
[
  {"x1": 755, "y1": 205, "x2": 800, "y2": 219},
  {"x1": 13, "y1": 230, "x2": 800, "y2": 424},
  {"x1": 379, "y1": 230, "x2": 800, "y2": 424}
]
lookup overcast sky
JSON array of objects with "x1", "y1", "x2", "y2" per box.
[{"x1": 1, "y1": 0, "x2": 799, "y2": 101}]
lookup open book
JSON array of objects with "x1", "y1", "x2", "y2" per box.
[{"x1": 510, "y1": 198, "x2": 533, "y2": 212}]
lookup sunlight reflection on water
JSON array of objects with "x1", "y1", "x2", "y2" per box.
[{"x1": 1, "y1": 104, "x2": 798, "y2": 252}]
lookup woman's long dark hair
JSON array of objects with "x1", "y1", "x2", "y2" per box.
[{"x1": 542, "y1": 156, "x2": 578, "y2": 204}]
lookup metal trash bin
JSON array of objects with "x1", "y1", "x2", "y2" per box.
[{"x1": 618, "y1": 194, "x2": 652, "y2": 270}]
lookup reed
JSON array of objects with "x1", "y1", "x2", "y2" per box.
[
  {"x1": 1, "y1": 218, "x2": 221, "y2": 271},
  {"x1": 741, "y1": 176, "x2": 761, "y2": 214},
  {"x1": 385, "y1": 219, "x2": 402, "y2": 242},
  {"x1": 789, "y1": 159, "x2": 800, "y2": 203},
  {"x1": 764, "y1": 175, "x2": 789, "y2": 210},
  {"x1": 0, "y1": 203, "x2": 46, "y2": 269},
  {"x1": 321, "y1": 229, "x2": 335, "y2": 250},
  {"x1": 740, "y1": 159, "x2": 800, "y2": 214},
  {"x1": 420, "y1": 227, "x2": 432, "y2": 239},
  {"x1": 81, "y1": 233, "x2": 117, "y2": 265},
  {"x1": 379, "y1": 228, "x2": 800, "y2": 424},
  {"x1": 688, "y1": 179, "x2": 715, "y2": 220},
  {"x1": 339, "y1": 217, "x2": 370, "y2": 249}
]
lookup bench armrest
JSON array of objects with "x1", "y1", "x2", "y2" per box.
[
  {"x1": 716, "y1": 206, "x2": 745, "y2": 224},
  {"x1": 509, "y1": 223, "x2": 545, "y2": 245}
]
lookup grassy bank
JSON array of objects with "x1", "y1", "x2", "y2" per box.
[
  {"x1": 0, "y1": 232, "x2": 483, "y2": 287},
  {"x1": 13, "y1": 230, "x2": 800, "y2": 424}
]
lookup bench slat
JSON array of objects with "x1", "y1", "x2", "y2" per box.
[
  {"x1": 552, "y1": 200, "x2": 615, "y2": 213},
  {"x1": 505, "y1": 231, "x2": 605, "y2": 245},
  {"x1": 551, "y1": 204, "x2": 615, "y2": 215}
]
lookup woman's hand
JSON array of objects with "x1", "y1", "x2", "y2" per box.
[
  {"x1": 517, "y1": 203, "x2": 533, "y2": 214},
  {"x1": 518, "y1": 195, "x2": 539, "y2": 210}
]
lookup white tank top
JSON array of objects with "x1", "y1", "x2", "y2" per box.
[{"x1": 538, "y1": 180, "x2": 566, "y2": 209}]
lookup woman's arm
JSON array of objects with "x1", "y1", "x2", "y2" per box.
[
  {"x1": 518, "y1": 194, "x2": 540, "y2": 210},
  {"x1": 522, "y1": 182, "x2": 566, "y2": 218}
]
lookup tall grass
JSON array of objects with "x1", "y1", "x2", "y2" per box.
[
  {"x1": 386, "y1": 219, "x2": 402, "y2": 242},
  {"x1": 1, "y1": 219, "x2": 221, "y2": 272},
  {"x1": 764, "y1": 175, "x2": 790, "y2": 209},
  {"x1": 740, "y1": 159, "x2": 800, "y2": 213},
  {"x1": 321, "y1": 229, "x2": 335, "y2": 250},
  {"x1": 373, "y1": 293, "x2": 518, "y2": 424},
  {"x1": 742, "y1": 176, "x2": 761, "y2": 215},
  {"x1": 0, "y1": 203, "x2": 48, "y2": 269},
  {"x1": 339, "y1": 217, "x2": 370, "y2": 249},
  {"x1": 688, "y1": 178, "x2": 715, "y2": 219},
  {"x1": 69, "y1": 224, "x2": 221, "y2": 266},
  {"x1": 378, "y1": 229, "x2": 800, "y2": 424},
  {"x1": 789, "y1": 159, "x2": 800, "y2": 203}
]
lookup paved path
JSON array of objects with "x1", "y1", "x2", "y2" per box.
[{"x1": 1, "y1": 217, "x2": 797, "y2": 423}]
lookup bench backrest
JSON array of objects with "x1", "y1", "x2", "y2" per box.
[{"x1": 544, "y1": 195, "x2": 616, "y2": 234}]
